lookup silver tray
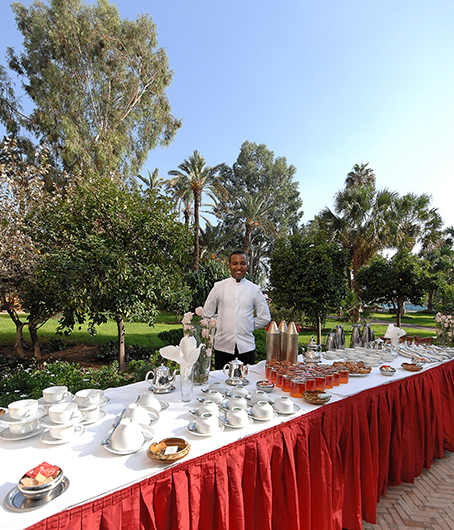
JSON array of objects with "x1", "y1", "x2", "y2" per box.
[
  {"x1": 4, "y1": 477, "x2": 70, "y2": 512},
  {"x1": 149, "y1": 385, "x2": 175, "y2": 394},
  {"x1": 225, "y1": 378, "x2": 250, "y2": 386}
]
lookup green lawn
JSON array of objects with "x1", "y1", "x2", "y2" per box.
[
  {"x1": 0, "y1": 312, "x2": 181, "y2": 350},
  {"x1": 0, "y1": 310, "x2": 437, "y2": 352}
]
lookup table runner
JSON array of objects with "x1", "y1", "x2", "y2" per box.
[{"x1": 22, "y1": 360, "x2": 454, "y2": 530}]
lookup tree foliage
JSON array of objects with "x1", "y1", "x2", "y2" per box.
[
  {"x1": 4, "y1": 0, "x2": 181, "y2": 178},
  {"x1": 356, "y1": 251, "x2": 428, "y2": 327},
  {"x1": 270, "y1": 235, "x2": 348, "y2": 343}
]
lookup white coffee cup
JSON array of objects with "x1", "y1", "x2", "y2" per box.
[
  {"x1": 252, "y1": 401, "x2": 274, "y2": 419},
  {"x1": 274, "y1": 396, "x2": 294, "y2": 413},
  {"x1": 195, "y1": 412, "x2": 219, "y2": 434},
  {"x1": 227, "y1": 395, "x2": 247, "y2": 410},
  {"x1": 8, "y1": 399, "x2": 38, "y2": 420},
  {"x1": 232, "y1": 385, "x2": 248, "y2": 397},
  {"x1": 206, "y1": 390, "x2": 224, "y2": 404},
  {"x1": 110, "y1": 418, "x2": 144, "y2": 451},
  {"x1": 198, "y1": 400, "x2": 219, "y2": 416},
  {"x1": 209, "y1": 382, "x2": 226, "y2": 394},
  {"x1": 75, "y1": 389, "x2": 103, "y2": 408},
  {"x1": 138, "y1": 392, "x2": 161, "y2": 410},
  {"x1": 250, "y1": 390, "x2": 270, "y2": 404},
  {"x1": 42, "y1": 386, "x2": 70, "y2": 404},
  {"x1": 9, "y1": 418, "x2": 38, "y2": 435},
  {"x1": 226, "y1": 407, "x2": 248, "y2": 426},
  {"x1": 122, "y1": 403, "x2": 152, "y2": 426},
  {"x1": 49, "y1": 423, "x2": 77, "y2": 440},
  {"x1": 49, "y1": 402, "x2": 79, "y2": 424}
]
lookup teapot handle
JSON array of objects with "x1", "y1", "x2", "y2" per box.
[
  {"x1": 223, "y1": 363, "x2": 230, "y2": 376},
  {"x1": 145, "y1": 370, "x2": 155, "y2": 382}
]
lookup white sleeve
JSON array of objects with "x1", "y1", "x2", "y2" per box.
[
  {"x1": 202, "y1": 285, "x2": 218, "y2": 319},
  {"x1": 254, "y1": 288, "x2": 271, "y2": 330}
]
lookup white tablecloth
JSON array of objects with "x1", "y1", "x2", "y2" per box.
[{"x1": 0, "y1": 356, "x2": 435, "y2": 530}]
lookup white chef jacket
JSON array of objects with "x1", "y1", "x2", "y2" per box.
[{"x1": 202, "y1": 277, "x2": 271, "y2": 354}]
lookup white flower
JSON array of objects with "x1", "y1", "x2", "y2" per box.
[
  {"x1": 182, "y1": 312, "x2": 194, "y2": 324},
  {"x1": 195, "y1": 306, "x2": 203, "y2": 316}
]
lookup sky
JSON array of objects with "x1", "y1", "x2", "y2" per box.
[{"x1": 1, "y1": 0, "x2": 454, "y2": 228}]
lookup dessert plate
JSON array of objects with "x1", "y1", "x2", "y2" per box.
[{"x1": 0, "y1": 425, "x2": 45, "y2": 441}]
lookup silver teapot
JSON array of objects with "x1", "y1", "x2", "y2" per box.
[
  {"x1": 370, "y1": 337, "x2": 385, "y2": 350},
  {"x1": 223, "y1": 358, "x2": 249, "y2": 384},
  {"x1": 145, "y1": 364, "x2": 178, "y2": 394},
  {"x1": 304, "y1": 336, "x2": 322, "y2": 363}
]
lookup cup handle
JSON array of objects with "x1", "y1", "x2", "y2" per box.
[{"x1": 63, "y1": 391, "x2": 70, "y2": 399}]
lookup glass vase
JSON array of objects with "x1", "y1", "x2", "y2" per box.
[
  {"x1": 179, "y1": 365, "x2": 194, "y2": 402},
  {"x1": 192, "y1": 344, "x2": 211, "y2": 385}
]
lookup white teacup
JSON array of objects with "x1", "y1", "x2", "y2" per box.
[
  {"x1": 227, "y1": 395, "x2": 247, "y2": 410},
  {"x1": 232, "y1": 385, "x2": 248, "y2": 397},
  {"x1": 198, "y1": 400, "x2": 219, "y2": 417},
  {"x1": 49, "y1": 423, "x2": 77, "y2": 440},
  {"x1": 274, "y1": 396, "x2": 294, "y2": 413},
  {"x1": 49, "y1": 402, "x2": 79, "y2": 424},
  {"x1": 82, "y1": 406, "x2": 101, "y2": 422},
  {"x1": 42, "y1": 386, "x2": 70, "y2": 404},
  {"x1": 195, "y1": 412, "x2": 219, "y2": 434},
  {"x1": 75, "y1": 389, "x2": 103, "y2": 408},
  {"x1": 226, "y1": 407, "x2": 248, "y2": 426},
  {"x1": 252, "y1": 401, "x2": 274, "y2": 419},
  {"x1": 209, "y1": 382, "x2": 226, "y2": 394},
  {"x1": 8, "y1": 399, "x2": 38, "y2": 420},
  {"x1": 206, "y1": 390, "x2": 224, "y2": 404},
  {"x1": 110, "y1": 418, "x2": 145, "y2": 451},
  {"x1": 138, "y1": 392, "x2": 161, "y2": 410},
  {"x1": 250, "y1": 390, "x2": 270, "y2": 404},
  {"x1": 123, "y1": 403, "x2": 152, "y2": 426},
  {"x1": 9, "y1": 418, "x2": 39, "y2": 435}
]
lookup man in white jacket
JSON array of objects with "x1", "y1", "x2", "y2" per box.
[{"x1": 202, "y1": 250, "x2": 271, "y2": 370}]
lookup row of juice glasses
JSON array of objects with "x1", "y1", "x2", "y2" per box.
[{"x1": 265, "y1": 360, "x2": 349, "y2": 398}]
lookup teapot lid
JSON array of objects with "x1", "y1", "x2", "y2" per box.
[{"x1": 230, "y1": 357, "x2": 243, "y2": 367}]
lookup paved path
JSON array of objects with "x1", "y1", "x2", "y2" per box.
[{"x1": 359, "y1": 450, "x2": 454, "y2": 529}]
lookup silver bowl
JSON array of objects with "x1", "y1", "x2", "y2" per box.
[
  {"x1": 18, "y1": 468, "x2": 64, "y2": 500},
  {"x1": 379, "y1": 365, "x2": 396, "y2": 376},
  {"x1": 256, "y1": 380, "x2": 275, "y2": 393}
]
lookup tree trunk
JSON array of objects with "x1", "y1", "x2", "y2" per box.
[
  {"x1": 427, "y1": 291, "x2": 433, "y2": 312},
  {"x1": 242, "y1": 224, "x2": 252, "y2": 254},
  {"x1": 116, "y1": 313, "x2": 126, "y2": 372},
  {"x1": 316, "y1": 315, "x2": 322, "y2": 345},
  {"x1": 396, "y1": 300, "x2": 403, "y2": 328},
  {"x1": 5, "y1": 305, "x2": 26, "y2": 356},
  {"x1": 28, "y1": 322, "x2": 41, "y2": 359},
  {"x1": 193, "y1": 192, "x2": 200, "y2": 271}
]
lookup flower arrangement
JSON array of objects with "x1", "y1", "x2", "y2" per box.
[
  {"x1": 435, "y1": 313, "x2": 453, "y2": 347},
  {"x1": 182, "y1": 307, "x2": 216, "y2": 384}
]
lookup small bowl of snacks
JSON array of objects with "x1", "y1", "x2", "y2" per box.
[
  {"x1": 401, "y1": 362, "x2": 423, "y2": 372},
  {"x1": 379, "y1": 365, "x2": 396, "y2": 376},
  {"x1": 18, "y1": 463, "x2": 63, "y2": 500},
  {"x1": 147, "y1": 437, "x2": 190, "y2": 463},
  {"x1": 256, "y1": 380, "x2": 275, "y2": 393},
  {"x1": 302, "y1": 391, "x2": 331, "y2": 405}
]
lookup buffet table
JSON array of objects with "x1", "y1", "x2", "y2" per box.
[{"x1": 2, "y1": 357, "x2": 454, "y2": 530}]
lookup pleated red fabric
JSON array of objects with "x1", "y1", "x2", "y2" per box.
[{"x1": 28, "y1": 361, "x2": 454, "y2": 530}]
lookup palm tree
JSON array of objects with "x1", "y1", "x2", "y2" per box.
[
  {"x1": 167, "y1": 151, "x2": 226, "y2": 270},
  {"x1": 136, "y1": 168, "x2": 165, "y2": 192},
  {"x1": 318, "y1": 183, "x2": 397, "y2": 320},
  {"x1": 345, "y1": 163, "x2": 376, "y2": 189}
]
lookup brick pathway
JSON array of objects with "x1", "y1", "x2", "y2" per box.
[{"x1": 360, "y1": 451, "x2": 454, "y2": 529}]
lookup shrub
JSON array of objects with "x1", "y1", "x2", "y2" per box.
[{"x1": 158, "y1": 328, "x2": 184, "y2": 346}]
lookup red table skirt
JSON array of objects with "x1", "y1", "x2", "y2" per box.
[{"x1": 29, "y1": 361, "x2": 454, "y2": 530}]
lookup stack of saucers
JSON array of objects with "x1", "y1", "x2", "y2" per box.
[
  {"x1": 75, "y1": 389, "x2": 109, "y2": 425},
  {"x1": 39, "y1": 402, "x2": 86, "y2": 444},
  {"x1": 0, "y1": 399, "x2": 46, "y2": 441}
]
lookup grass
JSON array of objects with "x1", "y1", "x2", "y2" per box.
[{"x1": 0, "y1": 310, "x2": 437, "y2": 352}]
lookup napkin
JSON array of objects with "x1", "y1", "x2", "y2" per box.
[
  {"x1": 160, "y1": 336, "x2": 202, "y2": 378},
  {"x1": 384, "y1": 324, "x2": 406, "y2": 347}
]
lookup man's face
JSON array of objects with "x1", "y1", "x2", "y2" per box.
[{"x1": 228, "y1": 253, "x2": 248, "y2": 281}]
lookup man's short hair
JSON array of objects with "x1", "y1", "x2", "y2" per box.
[{"x1": 229, "y1": 250, "x2": 247, "y2": 262}]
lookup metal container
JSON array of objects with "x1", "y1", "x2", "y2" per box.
[
  {"x1": 334, "y1": 325, "x2": 346, "y2": 350},
  {"x1": 361, "y1": 324, "x2": 375, "y2": 348},
  {"x1": 303, "y1": 336, "x2": 322, "y2": 363},
  {"x1": 283, "y1": 322, "x2": 299, "y2": 363},
  {"x1": 324, "y1": 332, "x2": 336, "y2": 351},
  {"x1": 348, "y1": 324, "x2": 362, "y2": 348},
  {"x1": 266, "y1": 321, "x2": 280, "y2": 362},
  {"x1": 145, "y1": 365, "x2": 177, "y2": 393},
  {"x1": 278, "y1": 320, "x2": 288, "y2": 361}
]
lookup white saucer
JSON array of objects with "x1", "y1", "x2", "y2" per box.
[
  {"x1": 38, "y1": 393, "x2": 74, "y2": 407},
  {"x1": 102, "y1": 425, "x2": 154, "y2": 455},
  {"x1": 274, "y1": 403, "x2": 301, "y2": 415},
  {"x1": 39, "y1": 411, "x2": 86, "y2": 429},
  {"x1": 77, "y1": 396, "x2": 110, "y2": 412},
  {"x1": 219, "y1": 416, "x2": 253, "y2": 429},
  {"x1": 186, "y1": 421, "x2": 224, "y2": 437},
  {"x1": 0, "y1": 425, "x2": 45, "y2": 441},
  {"x1": 82, "y1": 409, "x2": 107, "y2": 426},
  {"x1": 113, "y1": 408, "x2": 159, "y2": 428},
  {"x1": 247, "y1": 409, "x2": 278, "y2": 422},
  {"x1": 0, "y1": 407, "x2": 47, "y2": 424},
  {"x1": 40, "y1": 424, "x2": 86, "y2": 445}
]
